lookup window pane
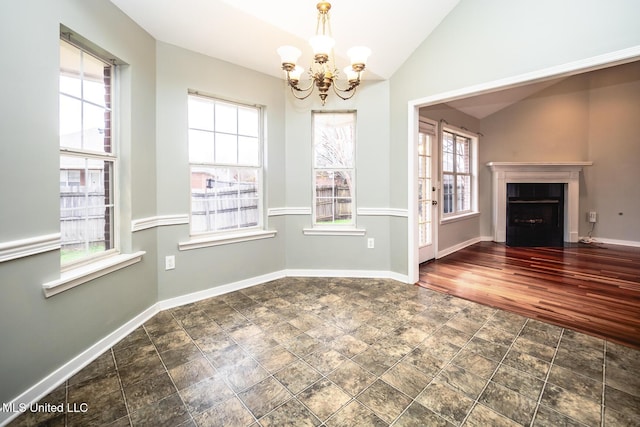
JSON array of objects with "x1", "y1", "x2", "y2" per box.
[
  {"x1": 443, "y1": 173, "x2": 454, "y2": 214},
  {"x1": 59, "y1": 40, "x2": 81, "y2": 97},
  {"x1": 315, "y1": 170, "x2": 334, "y2": 223},
  {"x1": 238, "y1": 169, "x2": 259, "y2": 228},
  {"x1": 238, "y1": 136, "x2": 259, "y2": 166},
  {"x1": 457, "y1": 175, "x2": 471, "y2": 212},
  {"x1": 60, "y1": 95, "x2": 82, "y2": 149},
  {"x1": 313, "y1": 112, "x2": 355, "y2": 168},
  {"x1": 188, "y1": 97, "x2": 214, "y2": 131},
  {"x1": 189, "y1": 129, "x2": 214, "y2": 163},
  {"x1": 442, "y1": 132, "x2": 454, "y2": 172},
  {"x1": 215, "y1": 133, "x2": 238, "y2": 164},
  {"x1": 238, "y1": 106, "x2": 259, "y2": 137},
  {"x1": 83, "y1": 54, "x2": 108, "y2": 106},
  {"x1": 456, "y1": 138, "x2": 470, "y2": 173},
  {"x1": 215, "y1": 102, "x2": 237, "y2": 134},
  {"x1": 83, "y1": 102, "x2": 108, "y2": 152}
]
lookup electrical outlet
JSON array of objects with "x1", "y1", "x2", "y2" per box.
[
  {"x1": 367, "y1": 238, "x2": 375, "y2": 249},
  {"x1": 588, "y1": 211, "x2": 597, "y2": 223},
  {"x1": 165, "y1": 255, "x2": 175, "y2": 270}
]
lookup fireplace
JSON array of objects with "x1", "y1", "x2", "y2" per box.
[
  {"x1": 507, "y1": 183, "x2": 564, "y2": 246},
  {"x1": 487, "y1": 162, "x2": 592, "y2": 244}
]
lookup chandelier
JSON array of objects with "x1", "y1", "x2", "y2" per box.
[{"x1": 277, "y1": 2, "x2": 371, "y2": 105}]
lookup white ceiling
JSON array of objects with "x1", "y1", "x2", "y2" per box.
[
  {"x1": 108, "y1": 0, "x2": 573, "y2": 119},
  {"x1": 109, "y1": 0, "x2": 461, "y2": 81}
]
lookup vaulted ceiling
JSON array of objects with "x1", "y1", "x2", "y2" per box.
[
  {"x1": 109, "y1": 0, "x2": 461, "y2": 81},
  {"x1": 107, "y1": 0, "x2": 583, "y2": 119}
]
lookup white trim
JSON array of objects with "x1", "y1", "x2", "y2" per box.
[
  {"x1": 267, "y1": 207, "x2": 312, "y2": 216},
  {"x1": 440, "y1": 212, "x2": 480, "y2": 225},
  {"x1": 411, "y1": 47, "x2": 640, "y2": 108},
  {"x1": 0, "y1": 233, "x2": 61, "y2": 263},
  {"x1": 42, "y1": 251, "x2": 145, "y2": 298},
  {"x1": 178, "y1": 229, "x2": 277, "y2": 251},
  {"x1": 357, "y1": 208, "x2": 408, "y2": 217},
  {"x1": 131, "y1": 214, "x2": 189, "y2": 232},
  {"x1": 157, "y1": 270, "x2": 287, "y2": 311},
  {"x1": 0, "y1": 303, "x2": 158, "y2": 426},
  {"x1": 285, "y1": 268, "x2": 409, "y2": 283},
  {"x1": 580, "y1": 237, "x2": 640, "y2": 248},
  {"x1": 302, "y1": 227, "x2": 366, "y2": 236},
  {"x1": 437, "y1": 237, "x2": 482, "y2": 259}
]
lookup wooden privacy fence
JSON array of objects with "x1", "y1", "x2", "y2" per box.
[
  {"x1": 191, "y1": 183, "x2": 259, "y2": 231},
  {"x1": 315, "y1": 184, "x2": 352, "y2": 222},
  {"x1": 60, "y1": 191, "x2": 110, "y2": 247}
]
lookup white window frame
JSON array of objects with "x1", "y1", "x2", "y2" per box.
[
  {"x1": 440, "y1": 125, "x2": 479, "y2": 222},
  {"x1": 59, "y1": 36, "x2": 119, "y2": 269},
  {"x1": 182, "y1": 92, "x2": 273, "y2": 249},
  {"x1": 43, "y1": 29, "x2": 144, "y2": 298},
  {"x1": 310, "y1": 111, "x2": 359, "y2": 233}
]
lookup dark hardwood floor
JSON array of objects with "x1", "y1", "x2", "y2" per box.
[{"x1": 418, "y1": 241, "x2": 640, "y2": 349}]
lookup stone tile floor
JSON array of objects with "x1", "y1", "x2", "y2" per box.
[{"x1": 9, "y1": 277, "x2": 640, "y2": 426}]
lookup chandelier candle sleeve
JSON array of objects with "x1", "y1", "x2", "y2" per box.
[{"x1": 277, "y1": 1, "x2": 371, "y2": 105}]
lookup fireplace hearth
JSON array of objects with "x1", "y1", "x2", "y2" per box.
[{"x1": 506, "y1": 183, "x2": 564, "y2": 246}]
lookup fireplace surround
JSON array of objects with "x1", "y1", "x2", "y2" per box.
[{"x1": 487, "y1": 162, "x2": 592, "y2": 244}]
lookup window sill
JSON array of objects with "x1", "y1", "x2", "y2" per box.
[
  {"x1": 440, "y1": 211, "x2": 480, "y2": 225},
  {"x1": 303, "y1": 227, "x2": 367, "y2": 236},
  {"x1": 42, "y1": 251, "x2": 145, "y2": 298},
  {"x1": 178, "y1": 229, "x2": 277, "y2": 251}
]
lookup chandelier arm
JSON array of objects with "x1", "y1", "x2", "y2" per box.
[
  {"x1": 290, "y1": 84, "x2": 315, "y2": 101},
  {"x1": 331, "y1": 76, "x2": 359, "y2": 93},
  {"x1": 288, "y1": 77, "x2": 315, "y2": 93},
  {"x1": 331, "y1": 82, "x2": 358, "y2": 101}
]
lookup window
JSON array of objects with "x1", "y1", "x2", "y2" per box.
[
  {"x1": 188, "y1": 94, "x2": 262, "y2": 234},
  {"x1": 59, "y1": 38, "x2": 116, "y2": 266},
  {"x1": 441, "y1": 128, "x2": 478, "y2": 217},
  {"x1": 313, "y1": 111, "x2": 356, "y2": 226}
]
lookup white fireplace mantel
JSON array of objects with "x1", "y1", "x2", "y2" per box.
[{"x1": 487, "y1": 162, "x2": 592, "y2": 243}]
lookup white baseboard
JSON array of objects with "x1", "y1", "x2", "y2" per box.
[
  {"x1": 156, "y1": 270, "x2": 287, "y2": 311},
  {"x1": 285, "y1": 269, "x2": 410, "y2": 284},
  {"x1": 437, "y1": 237, "x2": 482, "y2": 259},
  {"x1": 1, "y1": 304, "x2": 159, "y2": 426},
  {"x1": 578, "y1": 236, "x2": 640, "y2": 248},
  {"x1": 1, "y1": 268, "x2": 406, "y2": 426}
]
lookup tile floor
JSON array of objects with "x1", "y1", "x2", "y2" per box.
[{"x1": 9, "y1": 277, "x2": 640, "y2": 426}]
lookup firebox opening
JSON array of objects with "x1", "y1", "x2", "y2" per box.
[{"x1": 506, "y1": 183, "x2": 564, "y2": 247}]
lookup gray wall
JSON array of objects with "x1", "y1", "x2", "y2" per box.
[
  {"x1": 389, "y1": 0, "x2": 640, "y2": 274},
  {"x1": 154, "y1": 42, "x2": 288, "y2": 300},
  {"x1": 282, "y1": 81, "x2": 392, "y2": 271},
  {"x1": 0, "y1": 0, "x2": 158, "y2": 405},
  {"x1": 479, "y1": 62, "x2": 640, "y2": 242}
]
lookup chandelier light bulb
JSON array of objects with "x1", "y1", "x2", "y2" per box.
[
  {"x1": 347, "y1": 46, "x2": 372, "y2": 70},
  {"x1": 343, "y1": 66, "x2": 359, "y2": 82},
  {"x1": 277, "y1": 45, "x2": 302, "y2": 68},
  {"x1": 289, "y1": 66, "x2": 304, "y2": 82},
  {"x1": 309, "y1": 35, "x2": 335, "y2": 58}
]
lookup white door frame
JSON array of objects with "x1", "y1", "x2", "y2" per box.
[{"x1": 406, "y1": 47, "x2": 640, "y2": 284}]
